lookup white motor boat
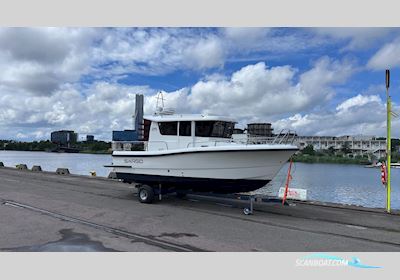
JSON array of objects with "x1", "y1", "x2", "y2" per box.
[{"x1": 108, "y1": 109, "x2": 298, "y2": 203}]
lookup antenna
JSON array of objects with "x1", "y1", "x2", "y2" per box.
[
  {"x1": 156, "y1": 91, "x2": 165, "y2": 112},
  {"x1": 155, "y1": 91, "x2": 175, "y2": 115}
]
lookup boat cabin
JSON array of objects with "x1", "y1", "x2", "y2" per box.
[{"x1": 143, "y1": 114, "x2": 236, "y2": 151}]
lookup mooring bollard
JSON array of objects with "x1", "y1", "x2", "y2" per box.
[
  {"x1": 56, "y1": 168, "x2": 70, "y2": 175},
  {"x1": 90, "y1": 170, "x2": 96, "y2": 176},
  {"x1": 16, "y1": 164, "x2": 28, "y2": 170},
  {"x1": 32, "y1": 165, "x2": 42, "y2": 172},
  {"x1": 108, "y1": 172, "x2": 117, "y2": 179},
  {"x1": 0, "y1": 162, "x2": 4, "y2": 167}
]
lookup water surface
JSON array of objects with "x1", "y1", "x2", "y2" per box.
[
  {"x1": 256, "y1": 162, "x2": 400, "y2": 210},
  {"x1": 0, "y1": 151, "x2": 111, "y2": 177}
]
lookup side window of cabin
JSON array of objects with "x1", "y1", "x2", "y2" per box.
[
  {"x1": 210, "y1": 121, "x2": 225, "y2": 137},
  {"x1": 195, "y1": 121, "x2": 234, "y2": 138},
  {"x1": 195, "y1": 121, "x2": 214, "y2": 137},
  {"x1": 158, "y1": 122, "x2": 178, "y2": 135},
  {"x1": 223, "y1": 122, "x2": 234, "y2": 138},
  {"x1": 179, "y1": 121, "x2": 191, "y2": 136}
]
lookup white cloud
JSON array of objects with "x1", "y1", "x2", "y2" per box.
[
  {"x1": 220, "y1": 28, "x2": 328, "y2": 63},
  {"x1": 0, "y1": 27, "x2": 391, "y2": 141},
  {"x1": 313, "y1": 28, "x2": 394, "y2": 51},
  {"x1": 367, "y1": 38, "x2": 400, "y2": 69},
  {"x1": 0, "y1": 57, "x2": 358, "y2": 141},
  {"x1": 336, "y1": 94, "x2": 381, "y2": 112},
  {"x1": 182, "y1": 37, "x2": 225, "y2": 69},
  {"x1": 0, "y1": 81, "x2": 156, "y2": 140},
  {"x1": 183, "y1": 57, "x2": 356, "y2": 120},
  {"x1": 91, "y1": 28, "x2": 226, "y2": 74},
  {"x1": 188, "y1": 62, "x2": 305, "y2": 117},
  {"x1": 222, "y1": 28, "x2": 271, "y2": 50},
  {"x1": 0, "y1": 27, "x2": 357, "y2": 98},
  {"x1": 0, "y1": 28, "x2": 70, "y2": 64},
  {"x1": 300, "y1": 56, "x2": 356, "y2": 88},
  {"x1": 0, "y1": 27, "x2": 98, "y2": 95},
  {"x1": 274, "y1": 94, "x2": 391, "y2": 137},
  {"x1": 91, "y1": 27, "x2": 326, "y2": 76}
]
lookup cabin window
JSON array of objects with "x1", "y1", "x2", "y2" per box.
[
  {"x1": 211, "y1": 121, "x2": 225, "y2": 137},
  {"x1": 195, "y1": 121, "x2": 213, "y2": 137},
  {"x1": 179, "y1": 121, "x2": 191, "y2": 136},
  {"x1": 223, "y1": 122, "x2": 234, "y2": 138},
  {"x1": 158, "y1": 122, "x2": 178, "y2": 135},
  {"x1": 195, "y1": 121, "x2": 234, "y2": 138}
]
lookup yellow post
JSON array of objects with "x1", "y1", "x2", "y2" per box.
[{"x1": 386, "y1": 69, "x2": 391, "y2": 213}]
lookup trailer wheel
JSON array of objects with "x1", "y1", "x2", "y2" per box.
[
  {"x1": 243, "y1": 207, "x2": 252, "y2": 215},
  {"x1": 138, "y1": 185, "x2": 155, "y2": 203}
]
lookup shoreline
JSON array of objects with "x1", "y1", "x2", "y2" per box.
[{"x1": 292, "y1": 154, "x2": 371, "y2": 165}]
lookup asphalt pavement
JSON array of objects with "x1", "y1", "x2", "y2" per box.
[{"x1": 1, "y1": 167, "x2": 400, "y2": 252}]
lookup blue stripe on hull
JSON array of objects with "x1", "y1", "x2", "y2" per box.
[{"x1": 116, "y1": 172, "x2": 269, "y2": 193}]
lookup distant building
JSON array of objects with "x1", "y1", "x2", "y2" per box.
[
  {"x1": 86, "y1": 135, "x2": 95, "y2": 142},
  {"x1": 297, "y1": 135, "x2": 386, "y2": 159},
  {"x1": 235, "y1": 121, "x2": 386, "y2": 159},
  {"x1": 51, "y1": 130, "x2": 78, "y2": 146},
  {"x1": 233, "y1": 128, "x2": 245, "y2": 134}
]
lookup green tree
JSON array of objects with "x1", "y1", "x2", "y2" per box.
[
  {"x1": 341, "y1": 141, "x2": 352, "y2": 154},
  {"x1": 327, "y1": 146, "x2": 335, "y2": 155},
  {"x1": 302, "y1": 144, "x2": 315, "y2": 155}
]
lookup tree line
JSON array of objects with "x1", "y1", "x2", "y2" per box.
[{"x1": 0, "y1": 140, "x2": 111, "y2": 153}]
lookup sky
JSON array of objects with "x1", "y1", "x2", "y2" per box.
[{"x1": 1, "y1": 27, "x2": 400, "y2": 141}]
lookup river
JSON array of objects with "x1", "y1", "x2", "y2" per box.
[{"x1": 0, "y1": 150, "x2": 398, "y2": 209}]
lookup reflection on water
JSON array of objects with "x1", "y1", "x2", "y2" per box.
[{"x1": 0, "y1": 151, "x2": 398, "y2": 209}]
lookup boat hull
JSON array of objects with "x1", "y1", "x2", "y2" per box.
[
  {"x1": 115, "y1": 173, "x2": 270, "y2": 193},
  {"x1": 111, "y1": 146, "x2": 297, "y2": 193}
]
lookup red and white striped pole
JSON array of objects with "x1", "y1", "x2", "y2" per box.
[{"x1": 282, "y1": 158, "x2": 293, "y2": 205}]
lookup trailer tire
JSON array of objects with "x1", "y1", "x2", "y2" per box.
[
  {"x1": 138, "y1": 185, "x2": 155, "y2": 203},
  {"x1": 243, "y1": 207, "x2": 252, "y2": 215}
]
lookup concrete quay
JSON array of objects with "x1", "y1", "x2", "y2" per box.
[{"x1": 1, "y1": 166, "x2": 400, "y2": 252}]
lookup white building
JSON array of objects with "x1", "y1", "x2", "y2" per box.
[{"x1": 297, "y1": 135, "x2": 386, "y2": 159}]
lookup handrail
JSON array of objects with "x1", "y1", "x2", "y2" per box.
[
  {"x1": 245, "y1": 129, "x2": 297, "y2": 146},
  {"x1": 186, "y1": 139, "x2": 234, "y2": 148},
  {"x1": 186, "y1": 131, "x2": 298, "y2": 148}
]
